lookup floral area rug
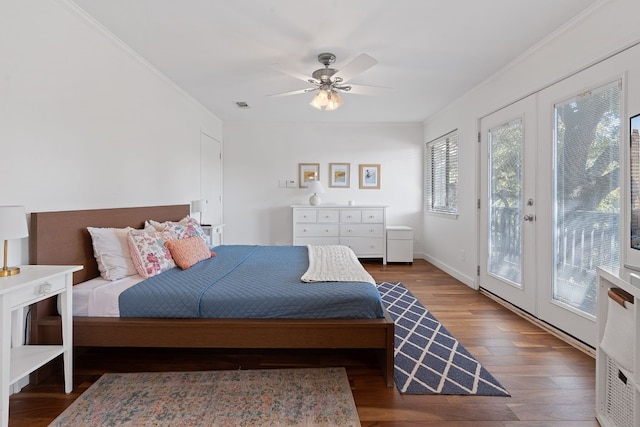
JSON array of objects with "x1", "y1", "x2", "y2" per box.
[{"x1": 49, "y1": 367, "x2": 360, "y2": 426}]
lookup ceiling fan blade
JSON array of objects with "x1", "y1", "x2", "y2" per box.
[
  {"x1": 271, "y1": 64, "x2": 317, "y2": 84},
  {"x1": 267, "y1": 87, "x2": 316, "y2": 97},
  {"x1": 333, "y1": 54, "x2": 377, "y2": 83},
  {"x1": 340, "y1": 84, "x2": 390, "y2": 95}
]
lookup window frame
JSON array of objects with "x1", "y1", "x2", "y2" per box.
[{"x1": 424, "y1": 130, "x2": 459, "y2": 215}]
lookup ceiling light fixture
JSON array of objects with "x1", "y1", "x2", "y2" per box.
[{"x1": 310, "y1": 89, "x2": 344, "y2": 111}]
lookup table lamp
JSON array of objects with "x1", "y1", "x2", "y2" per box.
[
  {"x1": 190, "y1": 199, "x2": 208, "y2": 224},
  {"x1": 307, "y1": 180, "x2": 326, "y2": 206},
  {"x1": 0, "y1": 206, "x2": 29, "y2": 277}
]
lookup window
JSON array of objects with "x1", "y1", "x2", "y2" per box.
[{"x1": 425, "y1": 130, "x2": 458, "y2": 213}]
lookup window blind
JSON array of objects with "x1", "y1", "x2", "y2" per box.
[{"x1": 425, "y1": 130, "x2": 458, "y2": 213}]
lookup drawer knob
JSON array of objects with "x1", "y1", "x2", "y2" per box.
[{"x1": 39, "y1": 283, "x2": 52, "y2": 294}]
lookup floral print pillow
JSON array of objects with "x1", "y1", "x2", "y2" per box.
[
  {"x1": 127, "y1": 229, "x2": 177, "y2": 278},
  {"x1": 147, "y1": 216, "x2": 207, "y2": 241}
]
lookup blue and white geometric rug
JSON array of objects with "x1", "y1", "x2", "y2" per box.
[{"x1": 377, "y1": 281, "x2": 510, "y2": 396}]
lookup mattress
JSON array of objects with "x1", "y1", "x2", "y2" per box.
[
  {"x1": 71, "y1": 275, "x2": 144, "y2": 317},
  {"x1": 118, "y1": 245, "x2": 384, "y2": 319}
]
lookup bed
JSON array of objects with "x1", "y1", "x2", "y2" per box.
[{"x1": 29, "y1": 205, "x2": 395, "y2": 386}]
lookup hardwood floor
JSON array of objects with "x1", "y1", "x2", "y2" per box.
[{"x1": 8, "y1": 260, "x2": 597, "y2": 426}]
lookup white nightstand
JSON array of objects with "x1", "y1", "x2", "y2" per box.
[
  {"x1": 386, "y1": 226, "x2": 414, "y2": 263},
  {"x1": 0, "y1": 265, "x2": 81, "y2": 427},
  {"x1": 200, "y1": 224, "x2": 225, "y2": 247}
]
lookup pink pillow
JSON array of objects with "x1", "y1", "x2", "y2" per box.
[
  {"x1": 165, "y1": 236, "x2": 215, "y2": 269},
  {"x1": 127, "y1": 230, "x2": 177, "y2": 278}
]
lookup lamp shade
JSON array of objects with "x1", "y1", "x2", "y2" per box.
[
  {"x1": 0, "y1": 206, "x2": 28, "y2": 240},
  {"x1": 190, "y1": 199, "x2": 207, "y2": 214},
  {"x1": 325, "y1": 91, "x2": 344, "y2": 111},
  {"x1": 307, "y1": 180, "x2": 325, "y2": 194}
]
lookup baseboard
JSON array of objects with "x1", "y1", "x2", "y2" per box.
[
  {"x1": 421, "y1": 255, "x2": 477, "y2": 290},
  {"x1": 479, "y1": 288, "x2": 595, "y2": 358}
]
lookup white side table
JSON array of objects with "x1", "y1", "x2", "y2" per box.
[
  {"x1": 0, "y1": 265, "x2": 81, "y2": 427},
  {"x1": 386, "y1": 226, "x2": 414, "y2": 263},
  {"x1": 200, "y1": 224, "x2": 225, "y2": 247}
]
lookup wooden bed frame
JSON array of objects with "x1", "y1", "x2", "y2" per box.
[{"x1": 29, "y1": 205, "x2": 395, "y2": 387}]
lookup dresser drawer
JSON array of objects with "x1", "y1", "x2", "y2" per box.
[
  {"x1": 340, "y1": 210, "x2": 362, "y2": 223},
  {"x1": 340, "y1": 224, "x2": 384, "y2": 237},
  {"x1": 9, "y1": 274, "x2": 66, "y2": 308},
  {"x1": 362, "y1": 209, "x2": 384, "y2": 223},
  {"x1": 295, "y1": 224, "x2": 340, "y2": 237},
  {"x1": 341, "y1": 237, "x2": 385, "y2": 255},
  {"x1": 294, "y1": 209, "x2": 318, "y2": 223},
  {"x1": 316, "y1": 210, "x2": 339, "y2": 223},
  {"x1": 294, "y1": 236, "x2": 340, "y2": 246}
]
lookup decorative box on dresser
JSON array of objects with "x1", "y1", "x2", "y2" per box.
[
  {"x1": 292, "y1": 205, "x2": 388, "y2": 264},
  {"x1": 0, "y1": 264, "x2": 81, "y2": 427},
  {"x1": 596, "y1": 266, "x2": 640, "y2": 427}
]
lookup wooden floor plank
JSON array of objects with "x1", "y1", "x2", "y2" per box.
[{"x1": 8, "y1": 259, "x2": 597, "y2": 426}]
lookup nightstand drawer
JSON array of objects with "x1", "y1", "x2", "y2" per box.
[{"x1": 9, "y1": 275, "x2": 66, "y2": 308}]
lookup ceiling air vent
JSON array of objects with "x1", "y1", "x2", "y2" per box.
[{"x1": 235, "y1": 101, "x2": 250, "y2": 109}]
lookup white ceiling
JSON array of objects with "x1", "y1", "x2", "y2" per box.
[{"x1": 70, "y1": 0, "x2": 600, "y2": 123}]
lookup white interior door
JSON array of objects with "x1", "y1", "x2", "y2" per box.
[
  {"x1": 200, "y1": 132, "x2": 222, "y2": 226},
  {"x1": 479, "y1": 95, "x2": 538, "y2": 314}
]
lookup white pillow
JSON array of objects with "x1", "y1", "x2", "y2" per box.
[{"x1": 87, "y1": 227, "x2": 138, "y2": 281}]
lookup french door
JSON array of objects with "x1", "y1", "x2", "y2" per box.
[
  {"x1": 536, "y1": 79, "x2": 621, "y2": 345},
  {"x1": 479, "y1": 95, "x2": 538, "y2": 315},
  {"x1": 479, "y1": 78, "x2": 621, "y2": 347}
]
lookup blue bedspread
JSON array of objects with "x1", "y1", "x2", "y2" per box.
[{"x1": 119, "y1": 245, "x2": 384, "y2": 319}]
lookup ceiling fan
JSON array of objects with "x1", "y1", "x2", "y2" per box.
[{"x1": 270, "y1": 52, "x2": 379, "y2": 110}]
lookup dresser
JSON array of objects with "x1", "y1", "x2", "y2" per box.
[
  {"x1": 292, "y1": 205, "x2": 387, "y2": 264},
  {"x1": 0, "y1": 265, "x2": 81, "y2": 427}
]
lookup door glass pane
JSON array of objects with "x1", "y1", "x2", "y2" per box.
[
  {"x1": 554, "y1": 82, "x2": 621, "y2": 316},
  {"x1": 488, "y1": 119, "x2": 523, "y2": 286}
]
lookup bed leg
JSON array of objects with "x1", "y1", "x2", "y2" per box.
[{"x1": 384, "y1": 324, "x2": 395, "y2": 388}]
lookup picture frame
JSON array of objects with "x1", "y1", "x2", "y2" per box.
[
  {"x1": 359, "y1": 164, "x2": 380, "y2": 189},
  {"x1": 329, "y1": 163, "x2": 350, "y2": 188},
  {"x1": 298, "y1": 163, "x2": 320, "y2": 188}
]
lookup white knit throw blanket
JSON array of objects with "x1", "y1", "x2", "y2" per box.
[{"x1": 301, "y1": 245, "x2": 376, "y2": 285}]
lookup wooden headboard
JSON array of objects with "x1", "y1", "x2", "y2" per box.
[{"x1": 30, "y1": 204, "x2": 190, "y2": 285}]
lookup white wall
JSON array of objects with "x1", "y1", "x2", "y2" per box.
[
  {"x1": 423, "y1": 0, "x2": 640, "y2": 287},
  {"x1": 222, "y1": 122, "x2": 423, "y2": 251},
  {"x1": 1, "y1": 0, "x2": 222, "y2": 266}
]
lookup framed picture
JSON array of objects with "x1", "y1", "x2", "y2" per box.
[
  {"x1": 329, "y1": 163, "x2": 350, "y2": 188},
  {"x1": 359, "y1": 164, "x2": 380, "y2": 189},
  {"x1": 298, "y1": 163, "x2": 320, "y2": 188}
]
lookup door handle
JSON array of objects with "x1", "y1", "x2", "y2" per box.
[{"x1": 523, "y1": 214, "x2": 535, "y2": 222}]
